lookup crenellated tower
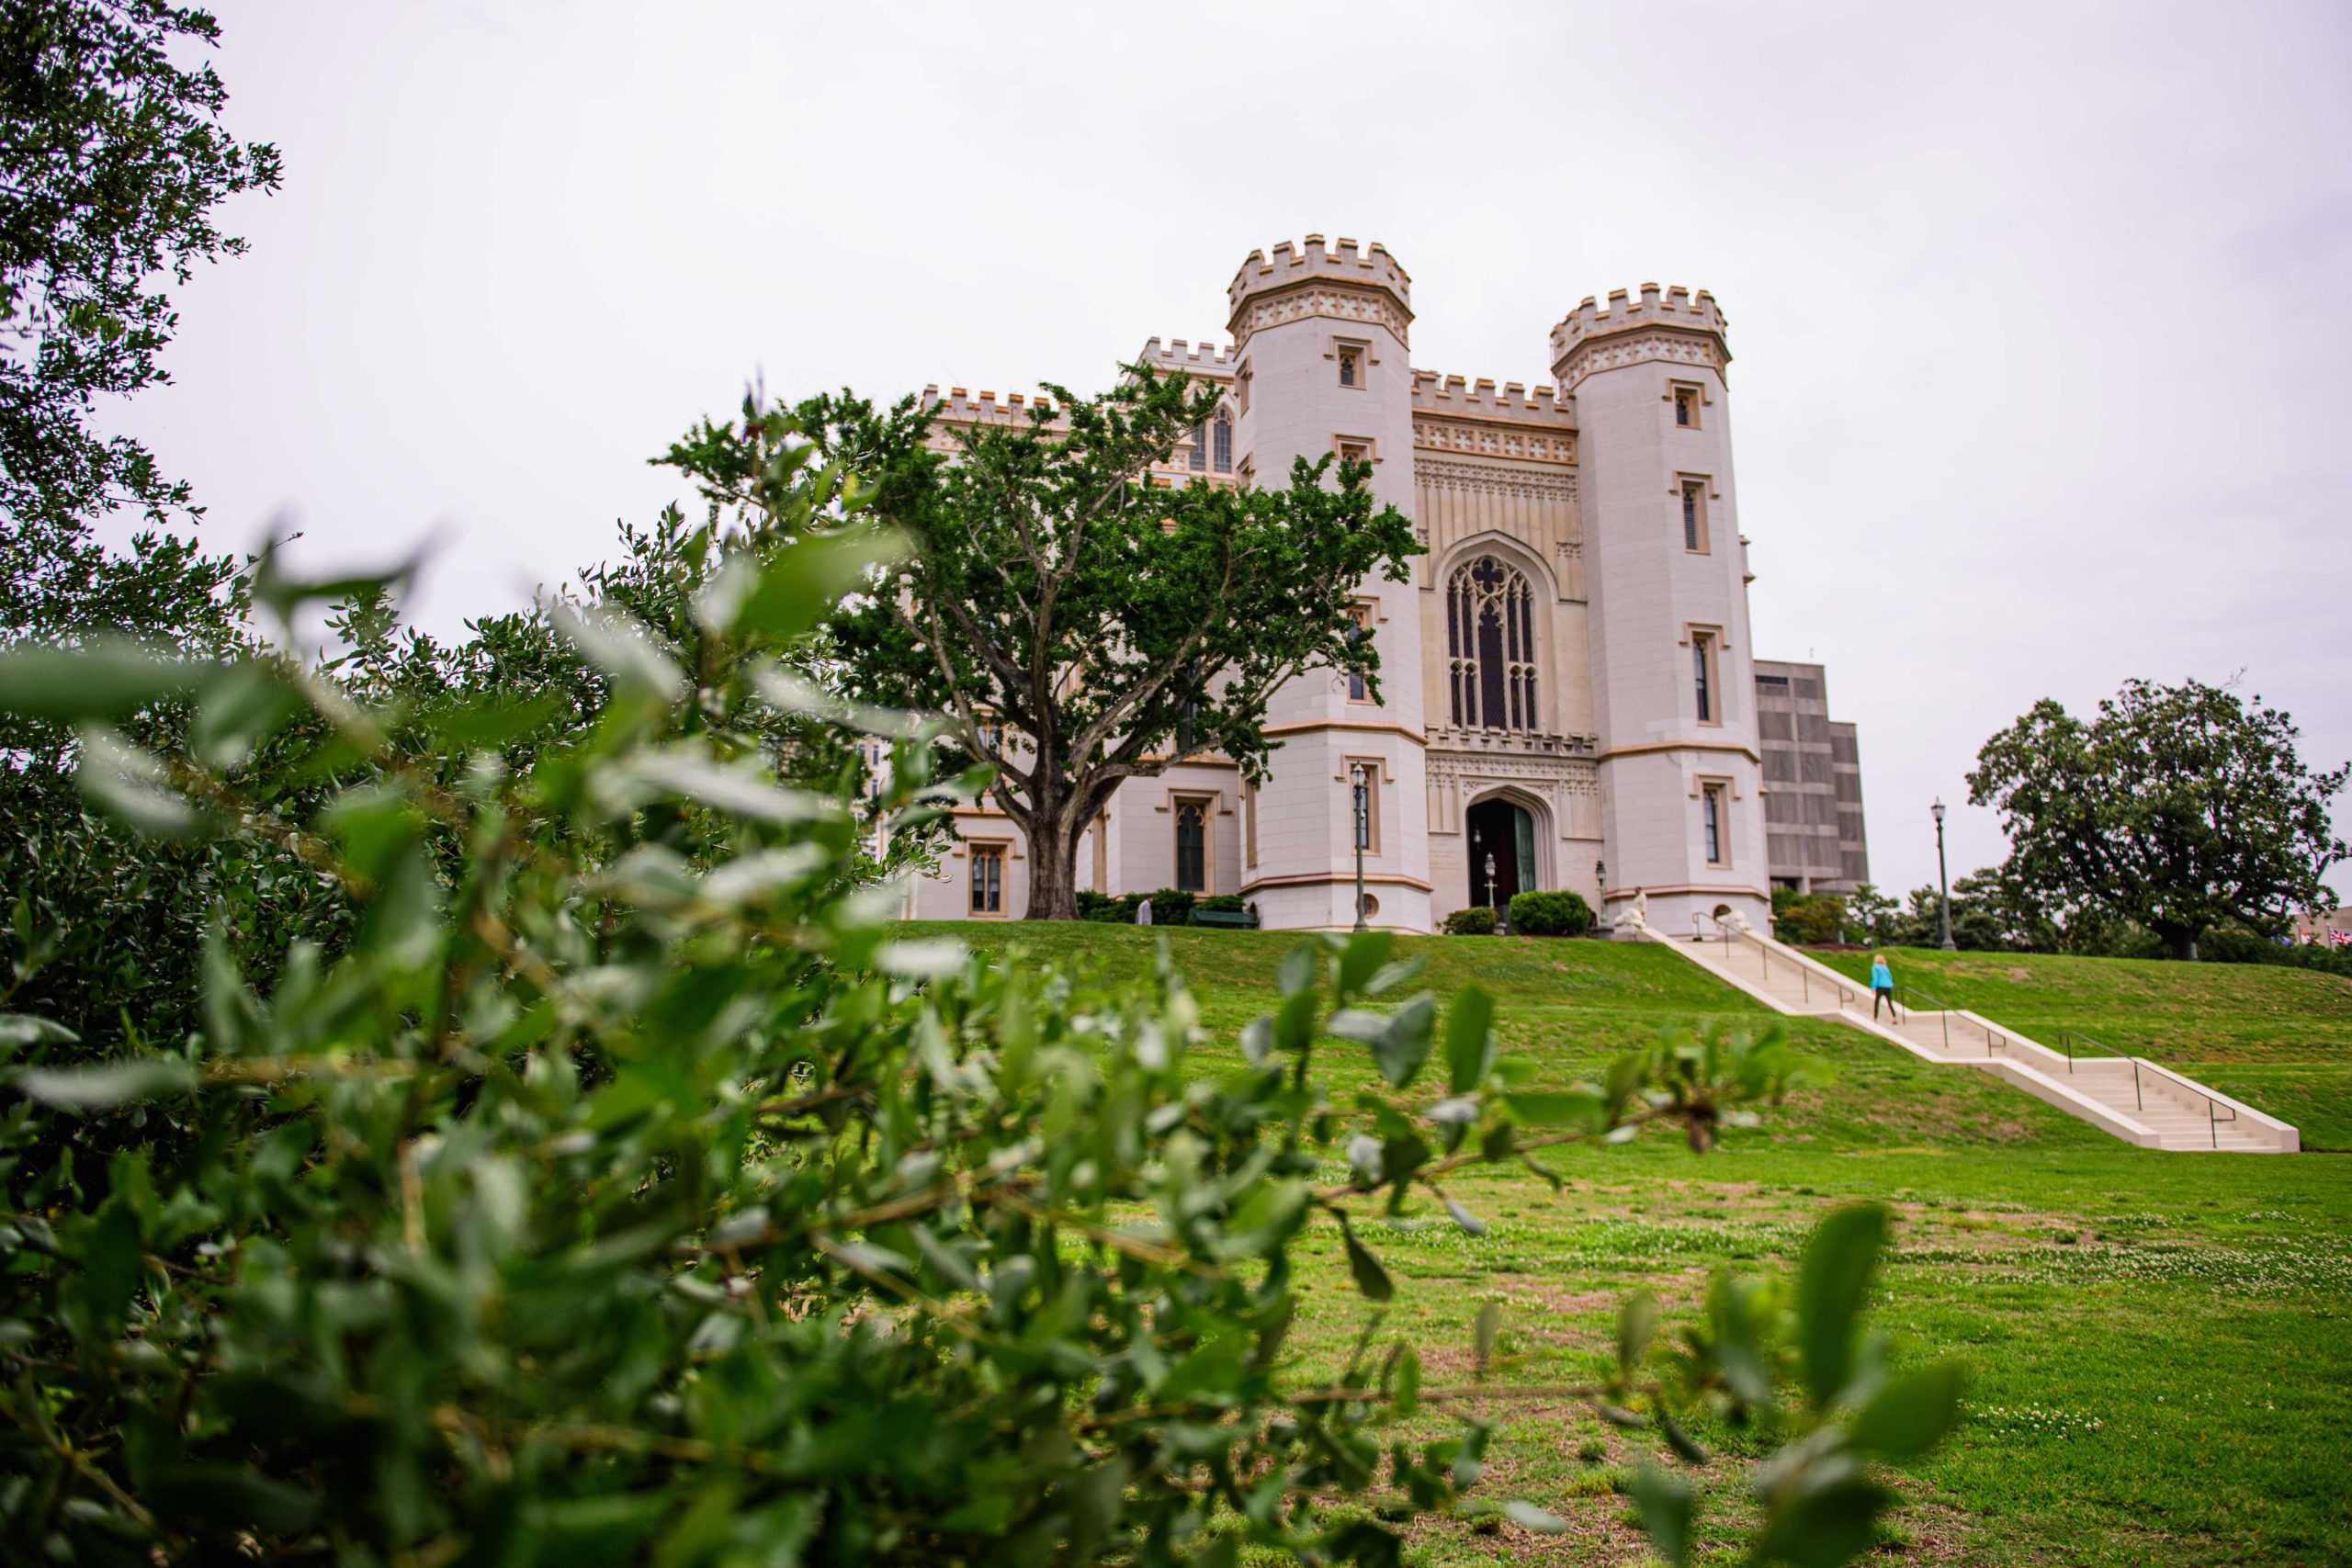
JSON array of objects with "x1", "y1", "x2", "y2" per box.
[
  {"x1": 1551, "y1": 284, "x2": 1770, "y2": 937},
  {"x1": 1227, "y1": 236, "x2": 1432, "y2": 931}
]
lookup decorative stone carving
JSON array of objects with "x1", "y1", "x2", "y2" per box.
[
  {"x1": 1555, "y1": 330, "x2": 1726, "y2": 391},
  {"x1": 1231, "y1": 283, "x2": 1410, "y2": 351}
]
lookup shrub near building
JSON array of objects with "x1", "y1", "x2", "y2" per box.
[{"x1": 1508, "y1": 889, "x2": 1596, "y2": 936}]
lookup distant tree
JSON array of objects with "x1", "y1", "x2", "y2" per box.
[
  {"x1": 1968, "y1": 678, "x2": 2349, "y2": 959},
  {"x1": 1, "y1": 0, "x2": 281, "y2": 530},
  {"x1": 1844, "y1": 882, "x2": 1897, "y2": 944},
  {"x1": 788, "y1": 369, "x2": 1419, "y2": 919}
]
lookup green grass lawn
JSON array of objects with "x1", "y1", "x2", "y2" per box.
[
  {"x1": 902, "y1": 921, "x2": 2352, "y2": 1565},
  {"x1": 1805, "y1": 945, "x2": 2352, "y2": 1152}
]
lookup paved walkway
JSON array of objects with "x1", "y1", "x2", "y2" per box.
[{"x1": 1642, "y1": 923, "x2": 2297, "y2": 1153}]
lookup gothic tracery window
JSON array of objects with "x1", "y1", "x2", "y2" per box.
[
  {"x1": 1212, "y1": 411, "x2": 1233, "y2": 472},
  {"x1": 1445, "y1": 555, "x2": 1541, "y2": 732}
]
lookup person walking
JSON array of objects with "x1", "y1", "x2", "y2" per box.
[{"x1": 1870, "y1": 953, "x2": 1899, "y2": 1022}]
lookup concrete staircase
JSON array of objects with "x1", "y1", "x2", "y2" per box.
[{"x1": 1642, "y1": 921, "x2": 2298, "y2": 1154}]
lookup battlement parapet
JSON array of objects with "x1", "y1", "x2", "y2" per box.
[
  {"x1": 1410, "y1": 369, "x2": 1574, "y2": 425},
  {"x1": 922, "y1": 384, "x2": 1070, "y2": 430},
  {"x1": 1549, "y1": 283, "x2": 1727, "y2": 358},
  {"x1": 1136, "y1": 336, "x2": 1238, "y2": 376},
  {"x1": 1547, "y1": 283, "x2": 1732, "y2": 386},
  {"x1": 1227, "y1": 234, "x2": 1412, "y2": 316}
]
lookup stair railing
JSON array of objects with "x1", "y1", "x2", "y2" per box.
[
  {"x1": 1707, "y1": 918, "x2": 1860, "y2": 1011},
  {"x1": 2130, "y1": 1057, "x2": 2240, "y2": 1148},
  {"x1": 1892, "y1": 982, "x2": 2012, "y2": 1058}
]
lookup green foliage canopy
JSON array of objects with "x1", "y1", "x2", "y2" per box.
[
  {"x1": 1968, "y1": 678, "x2": 2348, "y2": 959},
  {"x1": 774, "y1": 370, "x2": 1419, "y2": 919},
  {"x1": 0, "y1": 0, "x2": 281, "y2": 530}
]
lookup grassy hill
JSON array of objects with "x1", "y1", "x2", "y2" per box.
[
  {"x1": 1808, "y1": 944, "x2": 2352, "y2": 1151},
  {"x1": 899, "y1": 920, "x2": 2352, "y2": 1565}
]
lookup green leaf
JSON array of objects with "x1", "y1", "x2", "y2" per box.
[
  {"x1": 0, "y1": 1014, "x2": 78, "y2": 1050},
  {"x1": 1338, "y1": 1214, "x2": 1394, "y2": 1302},
  {"x1": 1474, "y1": 1301, "x2": 1502, "y2": 1377},
  {"x1": 1847, "y1": 1360, "x2": 1964, "y2": 1460},
  {"x1": 1444, "y1": 986, "x2": 1495, "y2": 1093},
  {"x1": 75, "y1": 726, "x2": 198, "y2": 837},
  {"x1": 1752, "y1": 1478, "x2": 1893, "y2": 1568},
  {"x1": 0, "y1": 640, "x2": 207, "y2": 720},
  {"x1": 1501, "y1": 1500, "x2": 1567, "y2": 1534},
  {"x1": 1372, "y1": 994, "x2": 1435, "y2": 1088},
  {"x1": 190, "y1": 662, "x2": 303, "y2": 770},
  {"x1": 552, "y1": 602, "x2": 687, "y2": 698},
  {"x1": 1503, "y1": 1089, "x2": 1605, "y2": 1130},
  {"x1": 729, "y1": 528, "x2": 903, "y2": 643},
  {"x1": 16, "y1": 1057, "x2": 198, "y2": 1108},
  {"x1": 1337, "y1": 931, "x2": 1394, "y2": 998},
  {"x1": 1617, "y1": 1291, "x2": 1658, "y2": 1375},
  {"x1": 1797, "y1": 1204, "x2": 1890, "y2": 1407},
  {"x1": 1393, "y1": 1343, "x2": 1422, "y2": 1416},
  {"x1": 1277, "y1": 942, "x2": 1317, "y2": 998},
  {"x1": 1628, "y1": 1465, "x2": 1696, "y2": 1566}
]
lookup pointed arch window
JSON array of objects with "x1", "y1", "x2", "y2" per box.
[
  {"x1": 1445, "y1": 555, "x2": 1541, "y2": 731},
  {"x1": 1212, "y1": 410, "x2": 1233, "y2": 472}
]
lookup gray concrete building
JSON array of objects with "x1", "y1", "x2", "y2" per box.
[{"x1": 1754, "y1": 660, "x2": 1870, "y2": 893}]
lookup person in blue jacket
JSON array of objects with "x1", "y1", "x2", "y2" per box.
[{"x1": 1870, "y1": 953, "x2": 1899, "y2": 1021}]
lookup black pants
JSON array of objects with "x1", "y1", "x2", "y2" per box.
[{"x1": 1872, "y1": 987, "x2": 1898, "y2": 1021}]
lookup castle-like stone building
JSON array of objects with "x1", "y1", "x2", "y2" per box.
[{"x1": 900, "y1": 236, "x2": 1865, "y2": 936}]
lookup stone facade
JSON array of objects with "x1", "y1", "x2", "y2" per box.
[{"x1": 899, "y1": 237, "x2": 1860, "y2": 937}]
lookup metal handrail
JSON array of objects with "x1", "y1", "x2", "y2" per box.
[
  {"x1": 1705, "y1": 918, "x2": 1861, "y2": 1010},
  {"x1": 2130, "y1": 1055, "x2": 2240, "y2": 1148},
  {"x1": 1892, "y1": 981, "x2": 2012, "y2": 1058}
]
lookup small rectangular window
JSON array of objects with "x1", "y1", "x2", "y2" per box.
[
  {"x1": 1237, "y1": 362, "x2": 1252, "y2": 415},
  {"x1": 1674, "y1": 386, "x2": 1700, "y2": 428},
  {"x1": 969, "y1": 843, "x2": 1005, "y2": 914},
  {"x1": 1346, "y1": 604, "x2": 1374, "y2": 702},
  {"x1": 1702, "y1": 784, "x2": 1728, "y2": 866},
  {"x1": 1338, "y1": 345, "x2": 1362, "y2": 387},
  {"x1": 1693, "y1": 633, "x2": 1713, "y2": 723},
  {"x1": 1681, "y1": 480, "x2": 1708, "y2": 552}
]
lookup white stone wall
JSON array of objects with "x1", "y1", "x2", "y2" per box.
[
  {"x1": 1556, "y1": 287, "x2": 1770, "y2": 938},
  {"x1": 1227, "y1": 239, "x2": 1432, "y2": 932}
]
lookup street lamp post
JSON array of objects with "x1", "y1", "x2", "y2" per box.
[
  {"x1": 1485, "y1": 852, "x2": 1502, "y2": 933},
  {"x1": 1932, "y1": 797, "x2": 1957, "y2": 951},
  {"x1": 1351, "y1": 764, "x2": 1370, "y2": 933}
]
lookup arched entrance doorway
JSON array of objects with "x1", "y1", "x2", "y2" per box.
[{"x1": 1466, "y1": 796, "x2": 1540, "y2": 914}]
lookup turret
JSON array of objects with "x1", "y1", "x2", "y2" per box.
[
  {"x1": 1227, "y1": 237, "x2": 1431, "y2": 933},
  {"x1": 1557, "y1": 284, "x2": 1768, "y2": 938}
]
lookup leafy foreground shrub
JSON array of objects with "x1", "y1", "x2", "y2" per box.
[
  {"x1": 0, "y1": 536, "x2": 1961, "y2": 1565},
  {"x1": 1442, "y1": 906, "x2": 1498, "y2": 936},
  {"x1": 1509, "y1": 888, "x2": 1595, "y2": 937}
]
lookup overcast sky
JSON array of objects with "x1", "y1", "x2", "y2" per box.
[{"x1": 104, "y1": 0, "x2": 2352, "y2": 903}]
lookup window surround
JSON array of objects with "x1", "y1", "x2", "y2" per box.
[
  {"x1": 1666, "y1": 379, "x2": 1709, "y2": 429},
  {"x1": 1332, "y1": 434, "x2": 1379, "y2": 467},
  {"x1": 1684, "y1": 623, "x2": 1726, "y2": 728},
  {"x1": 967, "y1": 840, "x2": 1010, "y2": 917},
  {"x1": 1236, "y1": 360, "x2": 1252, "y2": 415},
  {"x1": 1676, "y1": 475, "x2": 1713, "y2": 554},
  {"x1": 1699, "y1": 779, "x2": 1732, "y2": 867},
  {"x1": 1172, "y1": 793, "x2": 1216, "y2": 894},
  {"x1": 1211, "y1": 409, "x2": 1233, "y2": 473},
  {"x1": 1328, "y1": 333, "x2": 1374, "y2": 390},
  {"x1": 1345, "y1": 600, "x2": 1377, "y2": 704}
]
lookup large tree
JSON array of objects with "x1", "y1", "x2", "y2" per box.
[
  {"x1": 784, "y1": 369, "x2": 1419, "y2": 919},
  {"x1": 1, "y1": 0, "x2": 280, "y2": 531},
  {"x1": 1966, "y1": 677, "x2": 2348, "y2": 959}
]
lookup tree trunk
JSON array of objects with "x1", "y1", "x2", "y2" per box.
[
  {"x1": 1021, "y1": 798, "x2": 1085, "y2": 920},
  {"x1": 2159, "y1": 924, "x2": 2199, "y2": 961}
]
